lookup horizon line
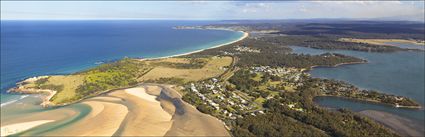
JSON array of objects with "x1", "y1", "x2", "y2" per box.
[{"x1": 1, "y1": 18, "x2": 424, "y2": 23}]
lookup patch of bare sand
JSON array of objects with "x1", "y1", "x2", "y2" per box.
[
  {"x1": 1, "y1": 120, "x2": 54, "y2": 136},
  {"x1": 158, "y1": 85, "x2": 231, "y2": 136},
  {"x1": 165, "y1": 101, "x2": 230, "y2": 136},
  {"x1": 110, "y1": 87, "x2": 173, "y2": 136},
  {"x1": 145, "y1": 85, "x2": 163, "y2": 96},
  {"x1": 360, "y1": 110, "x2": 425, "y2": 137},
  {"x1": 5, "y1": 85, "x2": 230, "y2": 136},
  {"x1": 44, "y1": 96, "x2": 128, "y2": 136}
]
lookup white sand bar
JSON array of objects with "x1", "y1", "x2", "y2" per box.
[
  {"x1": 125, "y1": 87, "x2": 159, "y2": 103},
  {"x1": 1, "y1": 120, "x2": 54, "y2": 136}
]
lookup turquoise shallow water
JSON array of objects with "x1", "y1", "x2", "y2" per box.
[{"x1": 290, "y1": 45, "x2": 425, "y2": 124}]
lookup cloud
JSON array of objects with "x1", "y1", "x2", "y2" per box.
[
  {"x1": 306, "y1": 1, "x2": 423, "y2": 19},
  {"x1": 1, "y1": 1, "x2": 423, "y2": 21}
]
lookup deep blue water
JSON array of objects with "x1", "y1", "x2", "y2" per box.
[
  {"x1": 0, "y1": 20, "x2": 243, "y2": 103},
  {"x1": 290, "y1": 46, "x2": 425, "y2": 123}
]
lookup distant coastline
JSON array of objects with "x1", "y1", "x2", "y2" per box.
[{"x1": 143, "y1": 31, "x2": 248, "y2": 61}]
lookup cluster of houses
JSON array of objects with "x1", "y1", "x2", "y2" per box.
[
  {"x1": 234, "y1": 46, "x2": 261, "y2": 53},
  {"x1": 286, "y1": 103, "x2": 304, "y2": 112},
  {"x1": 188, "y1": 78, "x2": 260, "y2": 119},
  {"x1": 250, "y1": 66, "x2": 306, "y2": 83}
]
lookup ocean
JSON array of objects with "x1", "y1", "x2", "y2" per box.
[{"x1": 0, "y1": 20, "x2": 244, "y2": 105}]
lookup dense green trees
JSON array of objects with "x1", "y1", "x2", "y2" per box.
[
  {"x1": 76, "y1": 58, "x2": 146, "y2": 97},
  {"x1": 151, "y1": 58, "x2": 207, "y2": 69},
  {"x1": 189, "y1": 38, "x2": 365, "y2": 68},
  {"x1": 232, "y1": 81, "x2": 399, "y2": 137},
  {"x1": 262, "y1": 36, "x2": 405, "y2": 52},
  {"x1": 229, "y1": 70, "x2": 261, "y2": 91},
  {"x1": 232, "y1": 113, "x2": 329, "y2": 137}
]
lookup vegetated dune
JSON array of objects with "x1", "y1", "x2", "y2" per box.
[{"x1": 11, "y1": 85, "x2": 230, "y2": 136}]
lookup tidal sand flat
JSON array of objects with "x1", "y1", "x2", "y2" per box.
[
  {"x1": 115, "y1": 85, "x2": 230, "y2": 136},
  {"x1": 360, "y1": 110, "x2": 425, "y2": 137},
  {"x1": 1, "y1": 120, "x2": 54, "y2": 136},
  {"x1": 8, "y1": 85, "x2": 230, "y2": 136},
  {"x1": 44, "y1": 98, "x2": 129, "y2": 136},
  {"x1": 160, "y1": 85, "x2": 230, "y2": 136},
  {"x1": 114, "y1": 87, "x2": 173, "y2": 136}
]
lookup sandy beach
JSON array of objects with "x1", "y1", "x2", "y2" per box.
[
  {"x1": 360, "y1": 110, "x2": 425, "y2": 137},
  {"x1": 141, "y1": 31, "x2": 248, "y2": 61}
]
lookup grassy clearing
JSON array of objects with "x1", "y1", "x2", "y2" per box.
[
  {"x1": 254, "y1": 97, "x2": 266, "y2": 104},
  {"x1": 251, "y1": 73, "x2": 263, "y2": 82},
  {"x1": 47, "y1": 75, "x2": 85, "y2": 104},
  {"x1": 17, "y1": 56, "x2": 233, "y2": 105},
  {"x1": 147, "y1": 57, "x2": 209, "y2": 69},
  {"x1": 139, "y1": 56, "x2": 232, "y2": 83}
]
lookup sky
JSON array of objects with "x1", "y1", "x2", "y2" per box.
[{"x1": 1, "y1": 1, "x2": 424, "y2": 21}]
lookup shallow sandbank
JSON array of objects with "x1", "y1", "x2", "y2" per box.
[{"x1": 360, "y1": 110, "x2": 424, "y2": 137}]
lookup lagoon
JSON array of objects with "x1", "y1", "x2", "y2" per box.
[{"x1": 290, "y1": 45, "x2": 424, "y2": 124}]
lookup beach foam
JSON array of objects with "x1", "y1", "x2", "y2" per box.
[{"x1": 0, "y1": 95, "x2": 29, "y2": 108}]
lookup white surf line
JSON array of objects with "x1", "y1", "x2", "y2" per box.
[{"x1": 1, "y1": 95, "x2": 29, "y2": 107}]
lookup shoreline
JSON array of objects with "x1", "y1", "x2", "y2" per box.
[
  {"x1": 141, "y1": 31, "x2": 248, "y2": 61},
  {"x1": 5, "y1": 30, "x2": 248, "y2": 107},
  {"x1": 359, "y1": 110, "x2": 424, "y2": 137},
  {"x1": 315, "y1": 95, "x2": 422, "y2": 109},
  {"x1": 305, "y1": 60, "x2": 368, "y2": 72}
]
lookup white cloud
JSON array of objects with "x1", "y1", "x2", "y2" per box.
[
  {"x1": 1, "y1": 1, "x2": 423, "y2": 21},
  {"x1": 307, "y1": 1, "x2": 422, "y2": 19}
]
